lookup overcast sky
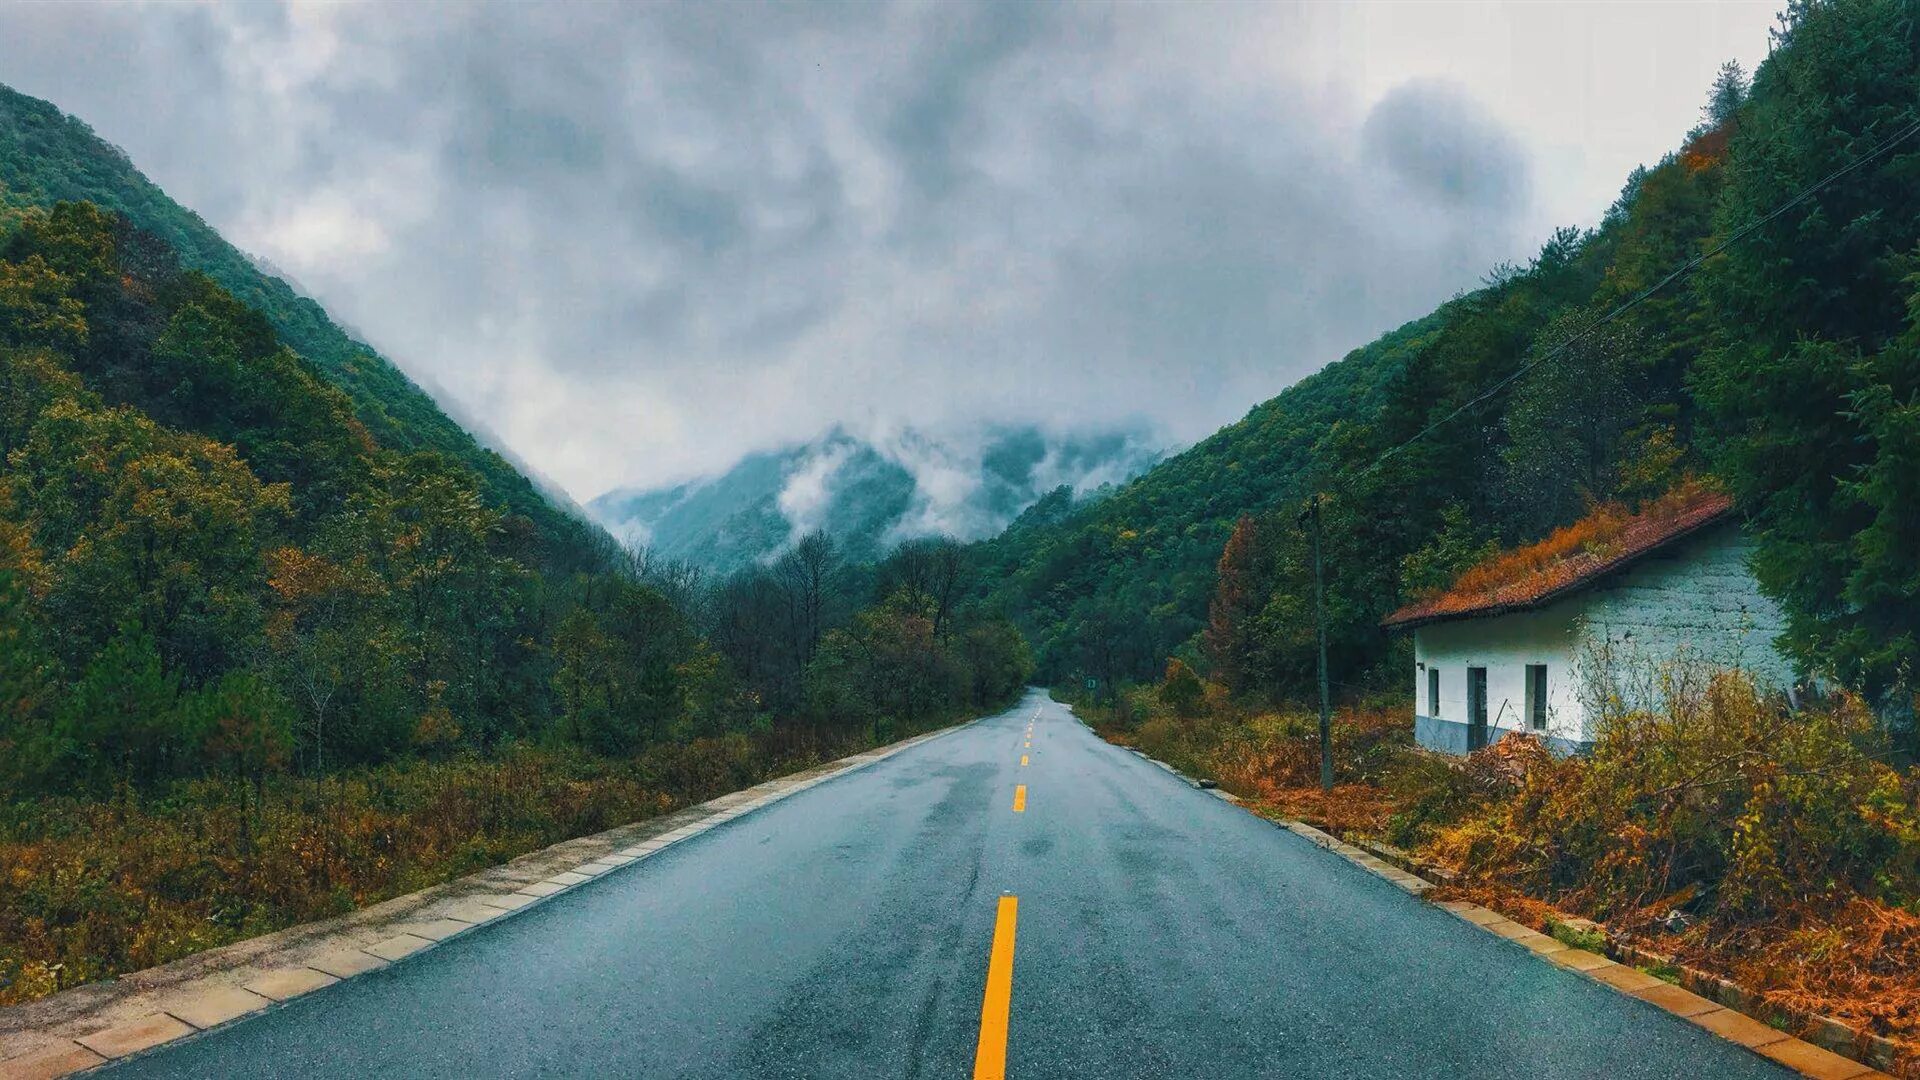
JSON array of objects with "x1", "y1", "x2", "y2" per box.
[{"x1": 0, "y1": 1, "x2": 1777, "y2": 501}]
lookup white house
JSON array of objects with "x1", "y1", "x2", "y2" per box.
[{"x1": 1380, "y1": 487, "x2": 1798, "y2": 755}]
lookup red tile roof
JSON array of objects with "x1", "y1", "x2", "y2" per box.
[{"x1": 1381, "y1": 483, "x2": 1735, "y2": 631}]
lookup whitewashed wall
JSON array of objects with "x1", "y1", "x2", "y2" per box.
[
  {"x1": 1572, "y1": 526, "x2": 1796, "y2": 715},
  {"x1": 1414, "y1": 605, "x2": 1586, "y2": 752},
  {"x1": 1407, "y1": 523, "x2": 1797, "y2": 753}
]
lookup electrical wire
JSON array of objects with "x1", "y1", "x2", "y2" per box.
[{"x1": 1336, "y1": 114, "x2": 1920, "y2": 496}]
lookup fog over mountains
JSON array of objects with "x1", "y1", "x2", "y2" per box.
[{"x1": 589, "y1": 425, "x2": 1162, "y2": 573}]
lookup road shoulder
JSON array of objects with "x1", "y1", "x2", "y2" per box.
[
  {"x1": 1081, "y1": 707, "x2": 1898, "y2": 1080},
  {"x1": 0, "y1": 723, "x2": 967, "y2": 1079}
]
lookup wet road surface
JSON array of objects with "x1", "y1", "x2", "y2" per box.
[{"x1": 109, "y1": 689, "x2": 1792, "y2": 1079}]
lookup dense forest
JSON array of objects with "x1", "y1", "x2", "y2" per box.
[
  {"x1": 980, "y1": 0, "x2": 1920, "y2": 726},
  {"x1": 0, "y1": 198, "x2": 1031, "y2": 792}
]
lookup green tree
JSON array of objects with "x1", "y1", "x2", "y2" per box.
[
  {"x1": 1397, "y1": 503, "x2": 1498, "y2": 599},
  {"x1": 193, "y1": 668, "x2": 294, "y2": 841},
  {"x1": 1698, "y1": 60, "x2": 1749, "y2": 134},
  {"x1": 1691, "y1": 0, "x2": 1920, "y2": 704},
  {"x1": 959, "y1": 616, "x2": 1034, "y2": 706},
  {"x1": 1158, "y1": 658, "x2": 1204, "y2": 716},
  {"x1": 1499, "y1": 310, "x2": 1651, "y2": 532},
  {"x1": 7, "y1": 398, "x2": 287, "y2": 681},
  {"x1": 50, "y1": 627, "x2": 193, "y2": 789},
  {"x1": 0, "y1": 568, "x2": 56, "y2": 790}
]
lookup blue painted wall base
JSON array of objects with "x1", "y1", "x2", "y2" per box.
[{"x1": 1415, "y1": 714, "x2": 1589, "y2": 757}]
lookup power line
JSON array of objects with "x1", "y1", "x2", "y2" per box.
[{"x1": 1343, "y1": 114, "x2": 1920, "y2": 492}]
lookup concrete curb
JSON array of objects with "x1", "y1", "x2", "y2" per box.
[
  {"x1": 0, "y1": 722, "x2": 968, "y2": 1079},
  {"x1": 1118, "y1": 746, "x2": 1239, "y2": 802}
]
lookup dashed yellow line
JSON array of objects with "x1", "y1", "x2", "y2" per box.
[
  {"x1": 972, "y1": 895, "x2": 1020, "y2": 1080},
  {"x1": 1012, "y1": 785, "x2": 1027, "y2": 812},
  {"x1": 1020, "y1": 754, "x2": 1029, "y2": 767}
]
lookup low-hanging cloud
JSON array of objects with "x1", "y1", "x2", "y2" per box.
[
  {"x1": 0, "y1": 1, "x2": 1647, "y2": 502},
  {"x1": 1363, "y1": 79, "x2": 1532, "y2": 213}
]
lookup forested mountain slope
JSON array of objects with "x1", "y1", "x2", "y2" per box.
[
  {"x1": 0, "y1": 93, "x2": 1035, "y2": 802},
  {"x1": 973, "y1": 312, "x2": 1438, "y2": 681},
  {"x1": 0, "y1": 84, "x2": 610, "y2": 573},
  {"x1": 983, "y1": 0, "x2": 1920, "y2": 711}
]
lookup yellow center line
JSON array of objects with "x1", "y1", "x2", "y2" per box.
[
  {"x1": 973, "y1": 895, "x2": 1019, "y2": 1080},
  {"x1": 1012, "y1": 785, "x2": 1027, "y2": 812},
  {"x1": 1020, "y1": 754, "x2": 1029, "y2": 766}
]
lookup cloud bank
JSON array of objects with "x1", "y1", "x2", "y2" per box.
[{"x1": 0, "y1": 1, "x2": 1777, "y2": 500}]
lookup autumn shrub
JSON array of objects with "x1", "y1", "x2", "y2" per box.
[
  {"x1": 1096, "y1": 680, "x2": 1410, "y2": 802},
  {"x1": 1157, "y1": 659, "x2": 1205, "y2": 716},
  {"x1": 1428, "y1": 675, "x2": 1920, "y2": 927},
  {"x1": 1386, "y1": 753, "x2": 1491, "y2": 846}
]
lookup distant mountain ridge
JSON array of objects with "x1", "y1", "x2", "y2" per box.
[{"x1": 590, "y1": 425, "x2": 1162, "y2": 573}]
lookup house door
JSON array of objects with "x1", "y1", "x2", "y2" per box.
[{"x1": 1467, "y1": 667, "x2": 1489, "y2": 751}]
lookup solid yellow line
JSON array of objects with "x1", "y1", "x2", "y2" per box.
[
  {"x1": 973, "y1": 895, "x2": 1019, "y2": 1080},
  {"x1": 1012, "y1": 785, "x2": 1027, "y2": 812},
  {"x1": 1020, "y1": 754, "x2": 1029, "y2": 767}
]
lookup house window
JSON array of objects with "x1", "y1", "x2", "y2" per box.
[
  {"x1": 1428, "y1": 667, "x2": 1440, "y2": 717},
  {"x1": 1526, "y1": 664, "x2": 1548, "y2": 730}
]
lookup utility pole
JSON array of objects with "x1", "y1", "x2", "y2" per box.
[{"x1": 1307, "y1": 494, "x2": 1333, "y2": 793}]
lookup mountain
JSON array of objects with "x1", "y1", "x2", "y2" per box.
[
  {"x1": 975, "y1": 0, "x2": 1920, "y2": 698},
  {"x1": 590, "y1": 425, "x2": 1162, "y2": 574},
  {"x1": 0, "y1": 84, "x2": 611, "y2": 573},
  {"x1": 972, "y1": 312, "x2": 1438, "y2": 680}
]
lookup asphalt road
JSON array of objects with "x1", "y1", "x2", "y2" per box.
[{"x1": 109, "y1": 689, "x2": 1793, "y2": 1079}]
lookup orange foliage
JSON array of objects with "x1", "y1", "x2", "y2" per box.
[
  {"x1": 1682, "y1": 125, "x2": 1733, "y2": 173},
  {"x1": 1205, "y1": 514, "x2": 1273, "y2": 694},
  {"x1": 1384, "y1": 478, "x2": 1730, "y2": 628}
]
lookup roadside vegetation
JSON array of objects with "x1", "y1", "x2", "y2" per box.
[
  {"x1": 0, "y1": 201, "x2": 1032, "y2": 1003},
  {"x1": 0, "y1": 725, "x2": 943, "y2": 1006}
]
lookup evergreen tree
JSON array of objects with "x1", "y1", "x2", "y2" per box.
[{"x1": 1700, "y1": 60, "x2": 1749, "y2": 131}]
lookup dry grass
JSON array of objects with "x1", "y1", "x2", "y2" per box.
[
  {"x1": 1246, "y1": 784, "x2": 1400, "y2": 835},
  {"x1": 1713, "y1": 900, "x2": 1920, "y2": 1042},
  {"x1": 0, "y1": 719, "x2": 936, "y2": 1006}
]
